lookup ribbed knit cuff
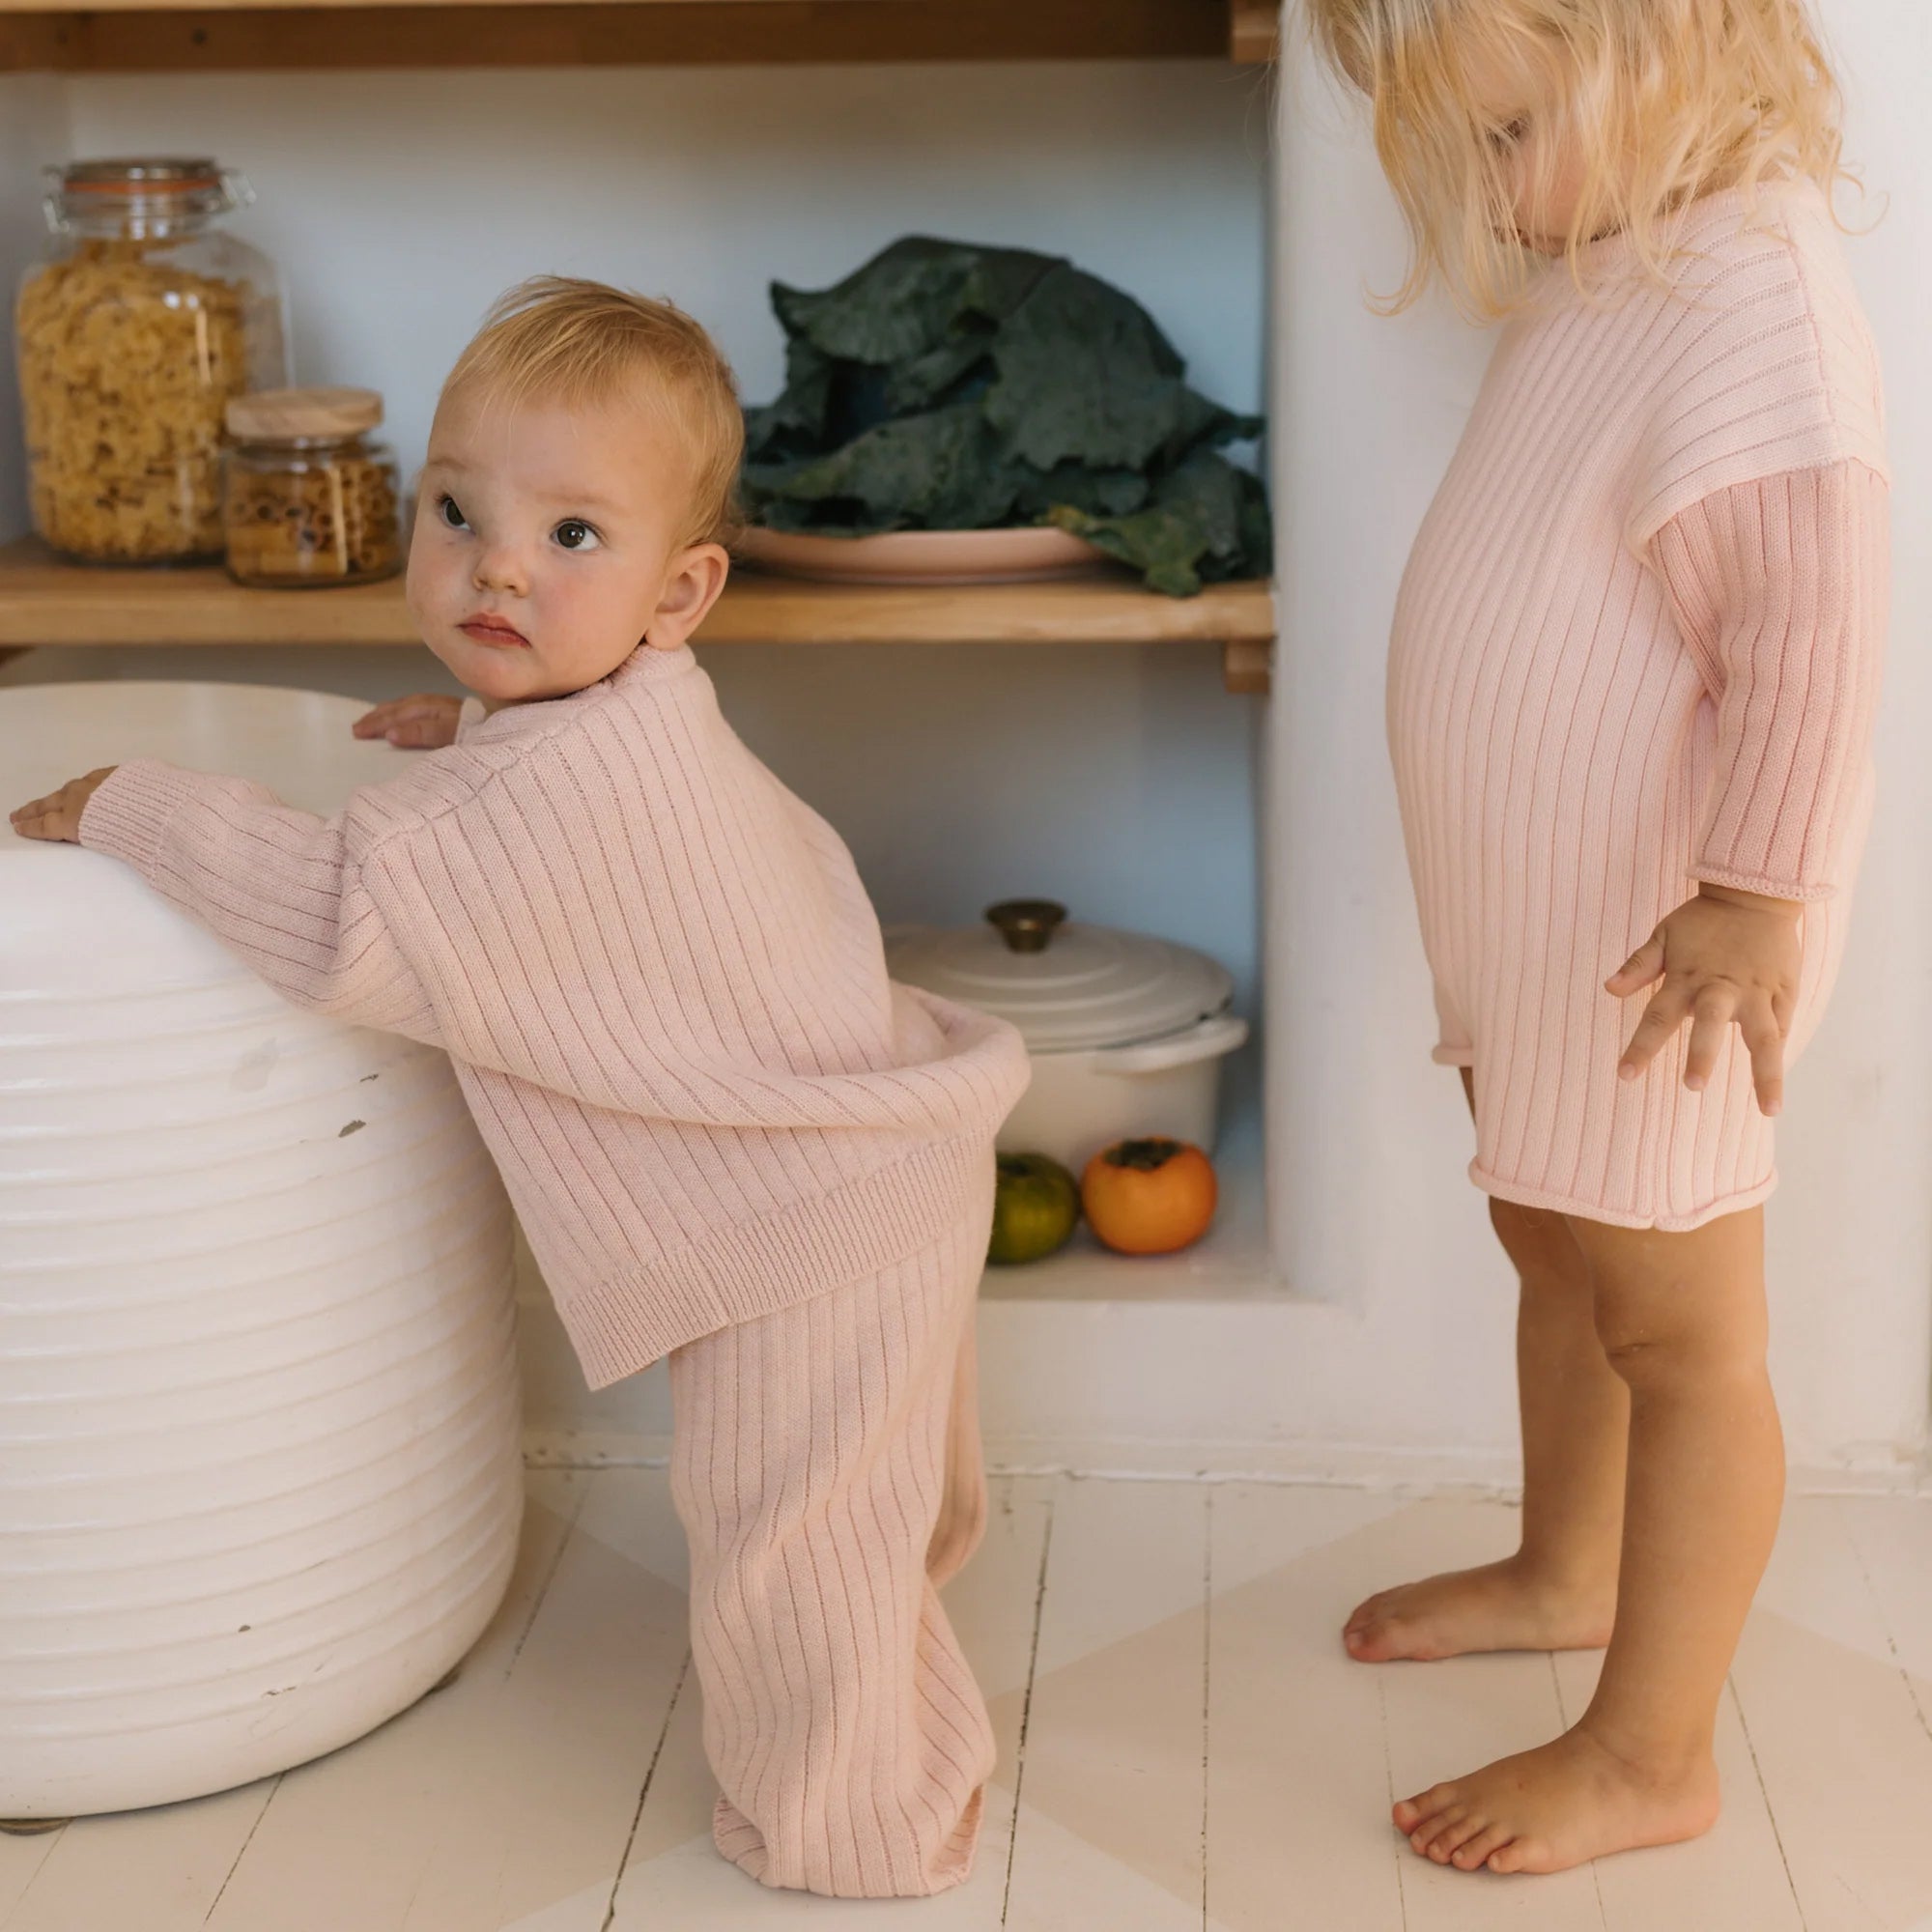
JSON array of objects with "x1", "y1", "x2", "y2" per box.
[
  {"x1": 559, "y1": 1133, "x2": 996, "y2": 1388},
  {"x1": 77, "y1": 759, "x2": 207, "y2": 881},
  {"x1": 1689, "y1": 863, "x2": 1834, "y2": 905},
  {"x1": 454, "y1": 696, "x2": 489, "y2": 742}
]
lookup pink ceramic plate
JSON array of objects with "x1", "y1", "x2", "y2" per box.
[{"x1": 735, "y1": 525, "x2": 1109, "y2": 586}]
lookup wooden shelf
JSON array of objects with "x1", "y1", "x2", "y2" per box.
[
  {"x1": 0, "y1": 539, "x2": 1275, "y2": 685},
  {"x1": 0, "y1": 0, "x2": 1279, "y2": 72}
]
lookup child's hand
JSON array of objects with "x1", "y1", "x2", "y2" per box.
[
  {"x1": 1606, "y1": 885, "x2": 1804, "y2": 1116},
  {"x1": 353, "y1": 693, "x2": 465, "y2": 749},
  {"x1": 10, "y1": 768, "x2": 117, "y2": 843}
]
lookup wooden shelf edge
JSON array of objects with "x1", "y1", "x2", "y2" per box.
[
  {"x1": 0, "y1": 541, "x2": 1277, "y2": 654},
  {"x1": 1229, "y1": 0, "x2": 1277, "y2": 64},
  {"x1": 0, "y1": 0, "x2": 1244, "y2": 72},
  {"x1": 1222, "y1": 636, "x2": 1271, "y2": 696}
]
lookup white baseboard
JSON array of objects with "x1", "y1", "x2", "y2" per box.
[
  {"x1": 523, "y1": 1426, "x2": 1932, "y2": 1498},
  {"x1": 516, "y1": 1254, "x2": 1931, "y2": 1501}
]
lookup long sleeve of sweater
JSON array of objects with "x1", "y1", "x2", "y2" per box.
[
  {"x1": 79, "y1": 758, "x2": 444, "y2": 1042},
  {"x1": 1650, "y1": 459, "x2": 1889, "y2": 900}
]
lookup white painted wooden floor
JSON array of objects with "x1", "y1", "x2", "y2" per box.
[{"x1": 7, "y1": 1470, "x2": 1932, "y2": 1931}]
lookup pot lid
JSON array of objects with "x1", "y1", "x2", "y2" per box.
[{"x1": 886, "y1": 900, "x2": 1236, "y2": 1052}]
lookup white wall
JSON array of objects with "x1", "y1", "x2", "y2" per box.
[{"x1": 1265, "y1": 0, "x2": 1932, "y2": 1475}]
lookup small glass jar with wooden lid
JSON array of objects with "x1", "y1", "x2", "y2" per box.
[{"x1": 223, "y1": 387, "x2": 402, "y2": 588}]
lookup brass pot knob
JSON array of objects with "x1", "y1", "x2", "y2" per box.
[{"x1": 985, "y1": 899, "x2": 1067, "y2": 954}]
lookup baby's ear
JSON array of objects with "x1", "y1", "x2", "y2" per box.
[{"x1": 645, "y1": 543, "x2": 730, "y2": 652}]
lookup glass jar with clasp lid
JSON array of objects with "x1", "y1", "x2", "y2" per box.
[{"x1": 14, "y1": 158, "x2": 289, "y2": 565}]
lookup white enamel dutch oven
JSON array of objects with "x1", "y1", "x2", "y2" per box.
[{"x1": 888, "y1": 900, "x2": 1249, "y2": 1170}]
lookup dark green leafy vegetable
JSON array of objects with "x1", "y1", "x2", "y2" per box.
[
  {"x1": 742, "y1": 404, "x2": 1020, "y2": 533},
  {"x1": 741, "y1": 237, "x2": 1268, "y2": 596},
  {"x1": 1047, "y1": 455, "x2": 1269, "y2": 600}
]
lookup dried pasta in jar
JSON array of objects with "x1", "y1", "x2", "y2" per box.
[{"x1": 14, "y1": 160, "x2": 287, "y2": 566}]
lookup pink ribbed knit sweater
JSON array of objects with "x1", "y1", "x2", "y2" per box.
[
  {"x1": 80, "y1": 645, "x2": 1030, "y2": 1383},
  {"x1": 1388, "y1": 182, "x2": 1889, "y2": 1230}
]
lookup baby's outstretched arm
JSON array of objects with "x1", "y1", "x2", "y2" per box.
[{"x1": 16, "y1": 761, "x2": 444, "y2": 1047}]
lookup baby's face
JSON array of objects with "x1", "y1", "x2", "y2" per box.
[{"x1": 407, "y1": 385, "x2": 725, "y2": 704}]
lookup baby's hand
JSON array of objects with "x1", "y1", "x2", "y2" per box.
[
  {"x1": 1606, "y1": 885, "x2": 1804, "y2": 1117},
  {"x1": 11, "y1": 768, "x2": 117, "y2": 843},
  {"x1": 353, "y1": 693, "x2": 465, "y2": 749}
]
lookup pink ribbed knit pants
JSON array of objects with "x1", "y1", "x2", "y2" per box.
[{"x1": 667, "y1": 1205, "x2": 995, "y2": 1898}]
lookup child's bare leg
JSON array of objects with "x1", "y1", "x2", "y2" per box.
[
  {"x1": 1397, "y1": 1206, "x2": 1775, "y2": 1874},
  {"x1": 1345, "y1": 1073, "x2": 1627, "y2": 1661}
]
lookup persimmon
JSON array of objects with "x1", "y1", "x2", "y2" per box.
[
  {"x1": 1080, "y1": 1138, "x2": 1218, "y2": 1255},
  {"x1": 989, "y1": 1152, "x2": 1082, "y2": 1264}
]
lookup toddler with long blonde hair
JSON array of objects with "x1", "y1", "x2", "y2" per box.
[{"x1": 1308, "y1": 0, "x2": 1887, "y2": 1876}]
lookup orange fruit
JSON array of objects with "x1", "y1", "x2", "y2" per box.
[{"x1": 1080, "y1": 1138, "x2": 1218, "y2": 1256}]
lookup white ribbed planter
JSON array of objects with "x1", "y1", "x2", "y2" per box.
[{"x1": 0, "y1": 682, "x2": 523, "y2": 1820}]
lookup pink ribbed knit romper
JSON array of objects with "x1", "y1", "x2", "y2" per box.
[
  {"x1": 1388, "y1": 183, "x2": 1889, "y2": 1231},
  {"x1": 78, "y1": 645, "x2": 1030, "y2": 1898}
]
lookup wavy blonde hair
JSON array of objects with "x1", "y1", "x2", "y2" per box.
[
  {"x1": 443, "y1": 276, "x2": 743, "y2": 548},
  {"x1": 1305, "y1": 0, "x2": 1849, "y2": 319}
]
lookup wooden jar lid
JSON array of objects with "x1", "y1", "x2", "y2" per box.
[{"x1": 227, "y1": 386, "x2": 384, "y2": 441}]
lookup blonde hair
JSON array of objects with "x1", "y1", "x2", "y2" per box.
[
  {"x1": 443, "y1": 275, "x2": 743, "y2": 548},
  {"x1": 1305, "y1": 0, "x2": 1850, "y2": 318}
]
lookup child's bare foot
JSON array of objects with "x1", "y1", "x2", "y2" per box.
[
  {"x1": 1394, "y1": 1726, "x2": 1720, "y2": 1874},
  {"x1": 1343, "y1": 1556, "x2": 1615, "y2": 1662}
]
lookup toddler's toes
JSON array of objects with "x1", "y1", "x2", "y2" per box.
[
  {"x1": 1453, "y1": 1822, "x2": 1511, "y2": 1869},
  {"x1": 1344, "y1": 1601, "x2": 1406, "y2": 1659},
  {"x1": 1343, "y1": 1619, "x2": 1379, "y2": 1658},
  {"x1": 1422, "y1": 1809, "x2": 1481, "y2": 1863},
  {"x1": 1393, "y1": 1782, "x2": 1454, "y2": 1836},
  {"x1": 1486, "y1": 1834, "x2": 1549, "y2": 1875}
]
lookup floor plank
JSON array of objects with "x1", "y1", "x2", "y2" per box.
[
  {"x1": 951, "y1": 1474, "x2": 1059, "y2": 1923},
  {"x1": 0, "y1": 1831, "x2": 65, "y2": 1926},
  {"x1": 4, "y1": 1472, "x2": 583, "y2": 1932},
  {"x1": 1204, "y1": 1482, "x2": 1408, "y2": 1932},
  {"x1": 19, "y1": 1476, "x2": 1932, "y2": 1930},
  {"x1": 394, "y1": 1466, "x2": 694, "y2": 1931},
  {"x1": 1837, "y1": 1492, "x2": 1932, "y2": 1704},
  {"x1": 199, "y1": 1471, "x2": 591, "y2": 1932},
  {"x1": 4, "y1": 1785, "x2": 274, "y2": 1932},
  {"x1": 1548, "y1": 1649, "x2": 1804, "y2": 1932},
  {"x1": 1732, "y1": 1495, "x2": 1932, "y2": 1932},
  {"x1": 1369, "y1": 1500, "x2": 1606, "y2": 1931},
  {"x1": 1004, "y1": 1476, "x2": 1209, "y2": 1932},
  {"x1": 605, "y1": 1474, "x2": 1055, "y2": 1927}
]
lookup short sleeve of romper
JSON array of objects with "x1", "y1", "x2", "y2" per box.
[{"x1": 1384, "y1": 184, "x2": 1889, "y2": 1232}]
